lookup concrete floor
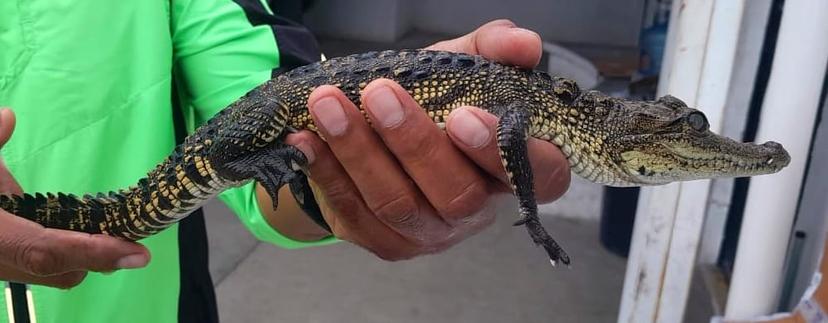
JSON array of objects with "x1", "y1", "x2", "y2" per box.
[
  {"x1": 204, "y1": 32, "x2": 713, "y2": 323},
  {"x1": 206, "y1": 179, "x2": 628, "y2": 323}
]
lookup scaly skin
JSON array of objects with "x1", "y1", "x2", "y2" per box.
[{"x1": 0, "y1": 50, "x2": 791, "y2": 264}]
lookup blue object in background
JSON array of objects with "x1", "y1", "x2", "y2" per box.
[
  {"x1": 638, "y1": 0, "x2": 671, "y2": 77},
  {"x1": 638, "y1": 23, "x2": 668, "y2": 76}
]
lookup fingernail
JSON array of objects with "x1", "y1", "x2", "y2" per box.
[
  {"x1": 366, "y1": 86, "x2": 404, "y2": 128},
  {"x1": 312, "y1": 97, "x2": 348, "y2": 136},
  {"x1": 450, "y1": 109, "x2": 491, "y2": 148},
  {"x1": 292, "y1": 141, "x2": 315, "y2": 164},
  {"x1": 511, "y1": 27, "x2": 540, "y2": 39},
  {"x1": 116, "y1": 254, "x2": 148, "y2": 269}
]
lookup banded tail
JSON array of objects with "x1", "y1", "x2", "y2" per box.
[
  {"x1": 0, "y1": 83, "x2": 296, "y2": 241},
  {"x1": 0, "y1": 189, "x2": 157, "y2": 241},
  {"x1": 0, "y1": 153, "x2": 236, "y2": 241}
]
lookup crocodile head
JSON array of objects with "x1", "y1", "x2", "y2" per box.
[
  {"x1": 553, "y1": 91, "x2": 790, "y2": 186},
  {"x1": 572, "y1": 92, "x2": 790, "y2": 186}
]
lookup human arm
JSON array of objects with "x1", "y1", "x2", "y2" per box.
[{"x1": 170, "y1": 0, "x2": 339, "y2": 246}]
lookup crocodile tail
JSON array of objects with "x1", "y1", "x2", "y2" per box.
[{"x1": 0, "y1": 190, "x2": 151, "y2": 241}]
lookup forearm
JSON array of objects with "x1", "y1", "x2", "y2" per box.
[{"x1": 255, "y1": 183, "x2": 330, "y2": 242}]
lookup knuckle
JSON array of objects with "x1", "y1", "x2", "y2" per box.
[
  {"x1": 371, "y1": 194, "x2": 422, "y2": 229},
  {"x1": 321, "y1": 179, "x2": 355, "y2": 202},
  {"x1": 20, "y1": 242, "x2": 59, "y2": 276},
  {"x1": 437, "y1": 180, "x2": 490, "y2": 220},
  {"x1": 394, "y1": 130, "x2": 441, "y2": 164},
  {"x1": 320, "y1": 185, "x2": 363, "y2": 223}
]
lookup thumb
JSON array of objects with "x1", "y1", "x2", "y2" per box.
[
  {"x1": 0, "y1": 109, "x2": 21, "y2": 195},
  {"x1": 0, "y1": 109, "x2": 16, "y2": 148},
  {"x1": 38, "y1": 229, "x2": 151, "y2": 274}
]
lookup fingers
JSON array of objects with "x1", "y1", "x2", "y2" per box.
[
  {"x1": 360, "y1": 79, "x2": 491, "y2": 222},
  {"x1": 0, "y1": 211, "x2": 149, "y2": 278},
  {"x1": 426, "y1": 19, "x2": 542, "y2": 68},
  {"x1": 445, "y1": 107, "x2": 570, "y2": 203},
  {"x1": 284, "y1": 131, "x2": 422, "y2": 260},
  {"x1": 36, "y1": 229, "x2": 151, "y2": 273},
  {"x1": 304, "y1": 85, "x2": 452, "y2": 243}
]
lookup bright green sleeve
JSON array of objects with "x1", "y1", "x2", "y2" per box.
[{"x1": 170, "y1": 0, "x2": 336, "y2": 248}]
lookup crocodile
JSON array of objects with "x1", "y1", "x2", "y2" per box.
[{"x1": 0, "y1": 50, "x2": 790, "y2": 266}]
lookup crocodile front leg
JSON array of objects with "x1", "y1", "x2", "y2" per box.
[{"x1": 496, "y1": 104, "x2": 571, "y2": 266}]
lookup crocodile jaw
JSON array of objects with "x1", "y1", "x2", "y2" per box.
[{"x1": 616, "y1": 135, "x2": 790, "y2": 186}]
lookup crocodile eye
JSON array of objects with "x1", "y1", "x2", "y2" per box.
[{"x1": 687, "y1": 112, "x2": 708, "y2": 132}]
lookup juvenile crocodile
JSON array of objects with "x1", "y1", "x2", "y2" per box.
[{"x1": 0, "y1": 50, "x2": 790, "y2": 266}]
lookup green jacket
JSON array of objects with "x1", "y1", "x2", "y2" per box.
[{"x1": 0, "y1": 0, "x2": 331, "y2": 322}]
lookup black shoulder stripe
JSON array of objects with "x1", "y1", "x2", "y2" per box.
[{"x1": 231, "y1": 0, "x2": 322, "y2": 76}]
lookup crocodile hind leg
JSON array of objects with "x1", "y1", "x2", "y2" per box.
[
  {"x1": 222, "y1": 141, "x2": 307, "y2": 210},
  {"x1": 496, "y1": 104, "x2": 571, "y2": 266}
]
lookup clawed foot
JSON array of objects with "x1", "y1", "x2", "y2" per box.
[
  {"x1": 223, "y1": 143, "x2": 308, "y2": 204},
  {"x1": 521, "y1": 217, "x2": 570, "y2": 267}
]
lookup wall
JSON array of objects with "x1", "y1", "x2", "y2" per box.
[
  {"x1": 305, "y1": 0, "x2": 645, "y2": 47},
  {"x1": 413, "y1": 0, "x2": 645, "y2": 47},
  {"x1": 304, "y1": 0, "x2": 413, "y2": 42}
]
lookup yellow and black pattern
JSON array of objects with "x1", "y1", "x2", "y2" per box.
[{"x1": 0, "y1": 50, "x2": 791, "y2": 264}]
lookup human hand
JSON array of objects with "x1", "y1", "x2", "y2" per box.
[
  {"x1": 285, "y1": 20, "x2": 570, "y2": 260},
  {"x1": 0, "y1": 109, "x2": 150, "y2": 288}
]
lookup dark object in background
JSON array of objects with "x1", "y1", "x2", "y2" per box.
[
  {"x1": 600, "y1": 187, "x2": 640, "y2": 257},
  {"x1": 266, "y1": 0, "x2": 316, "y2": 23}
]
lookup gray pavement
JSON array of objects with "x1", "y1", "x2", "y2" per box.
[{"x1": 206, "y1": 180, "x2": 632, "y2": 323}]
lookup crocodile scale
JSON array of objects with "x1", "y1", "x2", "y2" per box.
[{"x1": 0, "y1": 50, "x2": 790, "y2": 265}]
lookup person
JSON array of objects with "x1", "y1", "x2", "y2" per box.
[{"x1": 0, "y1": 0, "x2": 570, "y2": 322}]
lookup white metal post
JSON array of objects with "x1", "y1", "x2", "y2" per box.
[
  {"x1": 698, "y1": 0, "x2": 773, "y2": 265},
  {"x1": 618, "y1": 1, "x2": 747, "y2": 322},
  {"x1": 724, "y1": 0, "x2": 828, "y2": 319}
]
